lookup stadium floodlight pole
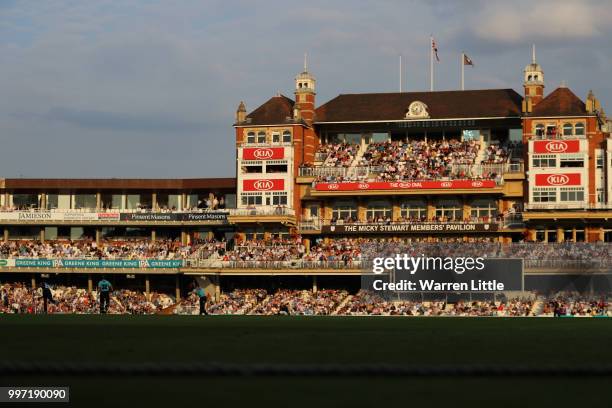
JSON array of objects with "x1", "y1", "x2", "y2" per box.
[{"x1": 399, "y1": 55, "x2": 402, "y2": 92}]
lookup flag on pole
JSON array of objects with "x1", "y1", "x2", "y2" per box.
[
  {"x1": 463, "y1": 53, "x2": 474, "y2": 66},
  {"x1": 432, "y1": 38, "x2": 440, "y2": 62}
]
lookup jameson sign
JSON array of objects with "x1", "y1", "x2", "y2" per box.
[
  {"x1": 119, "y1": 212, "x2": 228, "y2": 222},
  {"x1": 0, "y1": 212, "x2": 116, "y2": 222},
  {"x1": 13, "y1": 259, "x2": 183, "y2": 269},
  {"x1": 322, "y1": 223, "x2": 499, "y2": 234}
]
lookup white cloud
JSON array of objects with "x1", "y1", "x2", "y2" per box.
[{"x1": 471, "y1": 1, "x2": 611, "y2": 43}]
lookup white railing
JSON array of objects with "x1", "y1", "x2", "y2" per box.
[
  {"x1": 228, "y1": 207, "x2": 295, "y2": 216},
  {"x1": 190, "y1": 259, "x2": 363, "y2": 270},
  {"x1": 187, "y1": 258, "x2": 611, "y2": 271},
  {"x1": 299, "y1": 165, "x2": 384, "y2": 178},
  {"x1": 524, "y1": 203, "x2": 612, "y2": 210},
  {"x1": 300, "y1": 163, "x2": 520, "y2": 181}
]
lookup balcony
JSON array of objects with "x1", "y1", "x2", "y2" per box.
[
  {"x1": 524, "y1": 203, "x2": 612, "y2": 211},
  {"x1": 298, "y1": 215, "x2": 524, "y2": 233},
  {"x1": 299, "y1": 163, "x2": 522, "y2": 180}
]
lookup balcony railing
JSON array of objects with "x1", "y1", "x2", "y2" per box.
[
  {"x1": 186, "y1": 258, "x2": 609, "y2": 271},
  {"x1": 228, "y1": 207, "x2": 295, "y2": 217},
  {"x1": 300, "y1": 163, "x2": 522, "y2": 180},
  {"x1": 524, "y1": 203, "x2": 612, "y2": 211}
]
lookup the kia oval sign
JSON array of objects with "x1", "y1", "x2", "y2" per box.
[
  {"x1": 533, "y1": 140, "x2": 580, "y2": 154},
  {"x1": 243, "y1": 179, "x2": 284, "y2": 191},
  {"x1": 243, "y1": 147, "x2": 284, "y2": 160},
  {"x1": 535, "y1": 173, "x2": 581, "y2": 186}
]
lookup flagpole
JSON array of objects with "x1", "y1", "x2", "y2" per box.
[
  {"x1": 461, "y1": 52, "x2": 464, "y2": 91},
  {"x1": 399, "y1": 55, "x2": 402, "y2": 92},
  {"x1": 430, "y1": 36, "x2": 434, "y2": 91}
]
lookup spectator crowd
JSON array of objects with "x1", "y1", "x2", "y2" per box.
[{"x1": 3, "y1": 282, "x2": 607, "y2": 317}]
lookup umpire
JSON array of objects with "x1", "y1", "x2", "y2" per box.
[{"x1": 98, "y1": 276, "x2": 113, "y2": 314}]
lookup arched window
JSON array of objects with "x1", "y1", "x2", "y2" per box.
[
  {"x1": 282, "y1": 130, "x2": 291, "y2": 143},
  {"x1": 528, "y1": 75, "x2": 532, "y2": 81},
  {"x1": 257, "y1": 131, "x2": 266, "y2": 143},
  {"x1": 534, "y1": 75, "x2": 539, "y2": 81},
  {"x1": 535, "y1": 124, "x2": 545, "y2": 137},
  {"x1": 562, "y1": 123, "x2": 573, "y2": 136},
  {"x1": 575, "y1": 122, "x2": 585, "y2": 136},
  {"x1": 299, "y1": 83, "x2": 303, "y2": 88},
  {"x1": 247, "y1": 132, "x2": 255, "y2": 144}
]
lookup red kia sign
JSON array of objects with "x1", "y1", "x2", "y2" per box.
[
  {"x1": 534, "y1": 173, "x2": 581, "y2": 186},
  {"x1": 314, "y1": 180, "x2": 497, "y2": 191},
  {"x1": 243, "y1": 179, "x2": 285, "y2": 191},
  {"x1": 533, "y1": 140, "x2": 580, "y2": 154},
  {"x1": 243, "y1": 147, "x2": 284, "y2": 160}
]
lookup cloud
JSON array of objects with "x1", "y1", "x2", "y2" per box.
[
  {"x1": 470, "y1": 1, "x2": 611, "y2": 44},
  {"x1": 45, "y1": 107, "x2": 204, "y2": 132}
]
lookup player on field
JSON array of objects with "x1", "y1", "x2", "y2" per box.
[
  {"x1": 195, "y1": 285, "x2": 209, "y2": 315},
  {"x1": 98, "y1": 276, "x2": 113, "y2": 314}
]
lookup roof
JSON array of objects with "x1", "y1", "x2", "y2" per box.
[
  {"x1": 240, "y1": 95, "x2": 299, "y2": 126},
  {"x1": 530, "y1": 87, "x2": 588, "y2": 117},
  {"x1": 2, "y1": 178, "x2": 236, "y2": 191},
  {"x1": 314, "y1": 89, "x2": 523, "y2": 122}
]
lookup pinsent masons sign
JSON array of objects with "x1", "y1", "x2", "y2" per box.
[
  {"x1": 119, "y1": 212, "x2": 228, "y2": 222},
  {"x1": 242, "y1": 147, "x2": 284, "y2": 160},
  {"x1": 315, "y1": 180, "x2": 496, "y2": 191},
  {"x1": 322, "y1": 223, "x2": 499, "y2": 234}
]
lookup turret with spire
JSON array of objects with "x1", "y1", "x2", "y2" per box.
[
  {"x1": 523, "y1": 44, "x2": 545, "y2": 112},
  {"x1": 294, "y1": 53, "x2": 316, "y2": 125},
  {"x1": 235, "y1": 101, "x2": 247, "y2": 124}
]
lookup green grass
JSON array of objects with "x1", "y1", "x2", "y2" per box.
[
  {"x1": 1, "y1": 315, "x2": 611, "y2": 407},
  {"x1": 2, "y1": 315, "x2": 612, "y2": 365}
]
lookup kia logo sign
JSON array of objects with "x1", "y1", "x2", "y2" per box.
[
  {"x1": 253, "y1": 180, "x2": 274, "y2": 191},
  {"x1": 327, "y1": 183, "x2": 339, "y2": 190},
  {"x1": 545, "y1": 141, "x2": 568, "y2": 153},
  {"x1": 252, "y1": 148, "x2": 274, "y2": 160},
  {"x1": 546, "y1": 174, "x2": 570, "y2": 186}
]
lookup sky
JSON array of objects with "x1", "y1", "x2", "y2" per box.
[{"x1": 1, "y1": 0, "x2": 611, "y2": 178}]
